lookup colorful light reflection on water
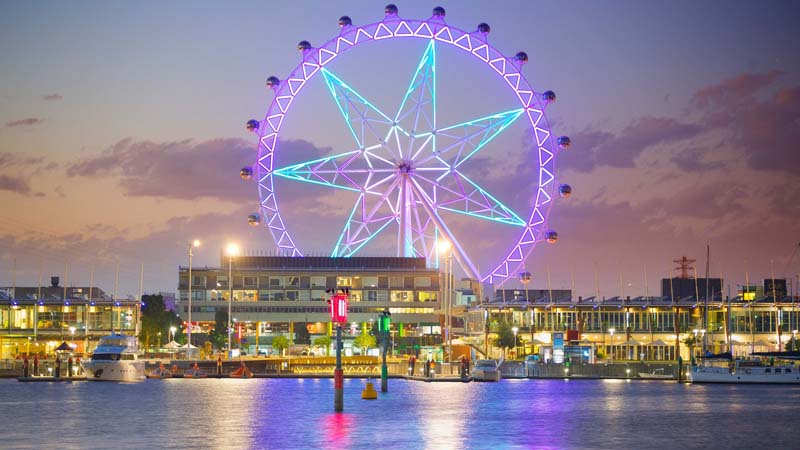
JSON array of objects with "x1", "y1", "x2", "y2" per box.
[{"x1": 1, "y1": 378, "x2": 798, "y2": 449}]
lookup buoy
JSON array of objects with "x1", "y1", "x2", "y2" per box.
[{"x1": 361, "y1": 380, "x2": 378, "y2": 400}]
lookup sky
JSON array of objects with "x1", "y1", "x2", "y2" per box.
[{"x1": 1, "y1": 0, "x2": 799, "y2": 299}]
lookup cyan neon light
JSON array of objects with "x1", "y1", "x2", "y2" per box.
[{"x1": 253, "y1": 9, "x2": 563, "y2": 286}]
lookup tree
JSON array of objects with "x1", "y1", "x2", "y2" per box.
[
  {"x1": 313, "y1": 336, "x2": 332, "y2": 356},
  {"x1": 493, "y1": 321, "x2": 516, "y2": 358},
  {"x1": 353, "y1": 333, "x2": 376, "y2": 355},
  {"x1": 139, "y1": 294, "x2": 179, "y2": 351},
  {"x1": 272, "y1": 335, "x2": 289, "y2": 356},
  {"x1": 209, "y1": 308, "x2": 228, "y2": 351},
  {"x1": 785, "y1": 337, "x2": 800, "y2": 351}
]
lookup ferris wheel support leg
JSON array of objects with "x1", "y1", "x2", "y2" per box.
[
  {"x1": 408, "y1": 179, "x2": 481, "y2": 281},
  {"x1": 398, "y1": 175, "x2": 415, "y2": 257}
]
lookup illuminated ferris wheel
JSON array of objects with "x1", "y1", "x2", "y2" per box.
[{"x1": 241, "y1": 4, "x2": 571, "y2": 285}]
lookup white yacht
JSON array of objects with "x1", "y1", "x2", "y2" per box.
[
  {"x1": 471, "y1": 359, "x2": 502, "y2": 381},
  {"x1": 81, "y1": 333, "x2": 145, "y2": 382},
  {"x1": 688, "y1": 359, "x2": 800, "y2": 384}
]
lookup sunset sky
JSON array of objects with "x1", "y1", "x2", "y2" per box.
[{"x1": 1, "y1": 0, "x2": 798, "y2": 299}]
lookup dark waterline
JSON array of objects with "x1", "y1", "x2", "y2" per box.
[{"x1": 2, "y1": 378, "x2": 798, "y2": 449}]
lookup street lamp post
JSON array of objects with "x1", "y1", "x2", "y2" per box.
[
  {"x1": 169, "y1": 326, "x2": 176, "y2": 342},
  {"x1": 512, "y1": 326, "x2": 519, "y2": 358},
  {"x1": 69, "y1": 326, "x2": 76, "y2": 347},
  {"x1": 693, "y1": 329, "x2": 699, "y2": 359},
  {"x1": 438, "y1": 241, "x2": 453, "y2": 362},
  {"x1": 226, "y1": 243, "x2": 240, "y2": 357},
  {"x1": 608, "y1": 328, "x2": 615, "y2": 360},
  {"x1": 187, "y1": 239, "x2": 201, "y2": 348}
]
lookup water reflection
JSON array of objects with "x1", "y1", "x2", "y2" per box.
[{"x1": 1, "y1": 379, "x2": 798, "y2": 449}]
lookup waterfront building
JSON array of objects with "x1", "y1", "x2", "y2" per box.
[
  {"x1": 177, "y1": 255, "x2": 442, "y2": 356},
  {"x1": 468, "y1": 282, "x2": 800, "y2": 361},
  {"x1": 0, "y1": 277, "x2": 140, "y2": 358}
]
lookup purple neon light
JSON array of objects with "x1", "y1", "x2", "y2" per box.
[{"x1": 255, "y1": 13, "x2": 560, "y2": 285}]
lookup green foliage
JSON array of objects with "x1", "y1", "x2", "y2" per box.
[
  {"x1": 313, "y1": 336, "x2": 332, "y2": 356},
  {"x1": 494, "y1": 321, "x2": 517, "y2": 351},
  {"x1": 209, "y1": 308, "x2": 228, "y2": 350},
  {"x1": 785, "y1": 337, "x2": 800, "y2": 351},
  {"x1": 353, "y1": 333, "x2": 377, "y2": 354},
  {"x1": 139, "y1": 294, "x2": 180, "y2": 351},
  {"x1": 272, "y1": 335, "x2": 289, "y2": 355}
]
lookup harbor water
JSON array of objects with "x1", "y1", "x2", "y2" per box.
[{"x1": 2, "y1": 378, "x2": 798, "y2": 449}]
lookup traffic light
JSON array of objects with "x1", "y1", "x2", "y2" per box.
[{"x1": 378, "y1": 309, "x2": 391, "y2": 333}]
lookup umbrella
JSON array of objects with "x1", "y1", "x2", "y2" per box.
[
  {"x1": 163, "y1": 341, "x2": 181, "y2": 349},
  {"x1": 55, "y1": 342, "x2": 72, "y2": 352},
  {"x1": 180, "y1": 343, "x2": 198, "y2": 349},
  {"x1": 649, "y1": 339, "x2": 669, "y2": 346}
]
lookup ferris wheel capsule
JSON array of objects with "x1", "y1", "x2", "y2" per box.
[
  {"x1": 247, "y1": 214, "x2": 261, "y2": 226},
  {"x1": 544, "y1": 231, "x2": 559, "y2": 244},
  {"x1": 542, "y1": 90, "x2": 556, "y2": 104},
  {"x1": 557, "y1": 136, "x2": 571, "y2": 149},
  {"x1": 240, "y1": 166, "x2": 253, "y2": 180},
  {"x1": 515, "y1": 52, "x2": 529, "y2": 63},
  {"x1": 558, "y1": 184, "x2": 572, "y2": 197},
  {"x1": 385, "y1": 4, "x2": 398, "y2": 15},
  {"x1": 246, "y1": 120, "x2": 260, "y2": 132},
  {"x1": 266, "y1": 76, "x2": 280, "y2": 89},
  {"x1": 519, "y1": 271, "x2": 532, "y2": 284},
  {"x1": 477, "y1": 23, "x2": 491, "y2": 34},
  {"x1": 338, "y1": 16, "x2": 352, "y2": 27},
  {"x1": 432, "y1": 6, "x2": 446, "y2": 17},
  {"x1": 297, "y1": 40, "x2": 312, "y2": 52}
]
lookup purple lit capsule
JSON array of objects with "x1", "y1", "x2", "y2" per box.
[
  {"x1": 515, "y1": 52, "x2": 529, "y2": 63},
  {"x1": 246, "y1": 120, "x2": 259, "y2": 132},
  {"x1": 557, "y1": 136, "x2": 571, "y2": 149},
  {"x1": 545, "y1": 230, "x2": 559, "y2": 244},
  {"x1": 432, "y1": 6, "x2": 446, "y2": 17},
  {"x1": 477, "y1": 23, "x2": 491, "y2": 34},
  {"x1": 543, "y1": 90, "x2": 556, "y2": 104},
  {"x1": 559, "y1": 184, "x2": 572, "y2": 197},
  {"x1": 385, "y1": 4, "x2": 398, "y2": 15},
  {"x1": 240, "y1": 166, "x2": 253, "y2": 180},
  {"x1": 266, "y1": 76, "x2": 280, "y2": 89},
  {"x1": 338, "y1": 16, "x2": 352, "y2": 27},
  {"x1": 297, "y1": 40, "x2": 312, "y2": 51},
  {"x1": 248, "y1": 214, "x2": 261, "y2": 226}
]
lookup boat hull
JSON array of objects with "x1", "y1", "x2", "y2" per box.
[
  {"x1": 688, "y1": 367, "x2": 800, "y2": 384},
  {"x1": 81, "y1": 361, "x2": 146, "y2": 382}
]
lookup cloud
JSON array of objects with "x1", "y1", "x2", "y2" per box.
[
  {"x1": 567, "y1": 117, "x2": 703, "y2": 172},
  {"x1": 693, "y1": 78, "x2": 800, "y2": 173},
  {"x1": 66, "y1": 137, "x2": 332, "y2": 203},
  {"x1": 6, "y1": 118, "x2": 44, "y2": 127},
  {"x1": 0, "y1": 174, "x2": 33, "y2": 195},
  {"x1": 42, "y1": 94, "x2": 63, "y2": 101}
]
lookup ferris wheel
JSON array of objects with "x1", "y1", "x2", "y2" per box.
[{"x1": 242, "y1": 4, "x2": 571, "y2": 286}]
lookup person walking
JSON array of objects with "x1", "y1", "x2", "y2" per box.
[
  {"x1": 217, "y1": 354, "x2": 223, "y2": 375},
  {"x1": 22, "y1": 356, "x2": 29, "y2": 378},
  {"x1": 33, "y1": 354, "x2": 39, "y2": 376}
]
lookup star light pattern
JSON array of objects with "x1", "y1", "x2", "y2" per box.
[{"x1": 254, "y1": 13, "x2": 560, "y2": 285}]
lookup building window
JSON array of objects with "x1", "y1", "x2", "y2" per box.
[
  {"x1": 310, "y1": 276, "x2": 326, "y2": 288},
  {"x1": 378, "y1": 277, "x2": 389, "y2": 289},
  {"x1": 366, "y1": 291, "x2": 378, "y2": 301},
  {"x1": 269, "y1": 277, "x2": 283, "y2": 287},
  {"x1": 349, "y1": 290, "x2": 362, "y2": 302},
  {"x1": 415, "y1": 277, "x2": 432, "y2": 288},
  {"x1": 390, "y1": 277, "x2": 404, "y2": 289},
  {"x1": 217, "y1": 276, "x2": 229, "y2": 288},
  {"x1": 362, "y1": 276, "x2": 378, "y2": 287},
  {"x1": 391, "y1": 290, "x2": 413, "y2": 302},
  {"x1": 192, "y1": 275, "x2": 206, "y2": 287},
  {"x1": 299, "y1": 277, "x2": 311, "y2": 289},
  {"x1": 287, "y1": 276, "x2": 300, "y2": 287},
  {"x1": 244, "y1": 276, "x2": 257, "y2": 287},
  {"x1": 191, "y1": 290, "x2": 206, "y2": 301},
  {"x1": 286, "y1": 291, "x2": 299, "y2": 301},
  {"x1": 312, "y1": 290, "x2": 326, "y2": 301},
  {"x1": 337, "y1": 276, "x2": 352, "y2": 287},
  {"x1": 418, "y1": 291, "x2": 437, "y2": 302}
]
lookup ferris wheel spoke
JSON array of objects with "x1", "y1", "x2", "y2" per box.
[
  {"x1": 274, "y1": 149, "x2": 391, "y2": 192},
  {"x1": 332, "y1": 178, "x2": 401, "y2": 257},
  {"x1": 414, "y1": 171, "x2": 525, "y2": 227},
  {"x1": 415, "y1": 108, "x2": 524, "y2": 168},
  {"x1": 408, "y1": 178, "x2": 481, "y2": 280},
  {"x1": 320, "y1": 68, "x2": 404, "y2": 162},
  {"x1": 393, "y1": 40, "x2": 436, "y2": 161}
]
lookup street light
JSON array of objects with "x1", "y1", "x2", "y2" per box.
[
  {"x1": 187, "y1": 239, "x2": 201, "y2": 347},
  {"x1": 69, "y1": 326, "x2": 76, "y2": 346},
  {"x1": 793, "y1": 329, "x2": 798, "y2": 350},
  {"x1": 609, "y1": 328, "x2": 615, "y2": 360},
  {"x1": 437, "y1": 240, "x2": 453, "y2": 362},
  {"x1": 512, "y1": 326, "x2": 519, "y2": 358},
  {"x1": 169, "y1": 326, "x2": 176, "y2": 342},
  {"x1": 226, "y1": 243, "x2": 240, "y2": 356},
  {"x1": 693, "y1": 329, "x2": 699, "y2": 358}
]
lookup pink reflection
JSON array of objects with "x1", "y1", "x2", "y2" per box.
[{"x1": 319, "y1": 412, "x2": 353, "y2": 449}]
